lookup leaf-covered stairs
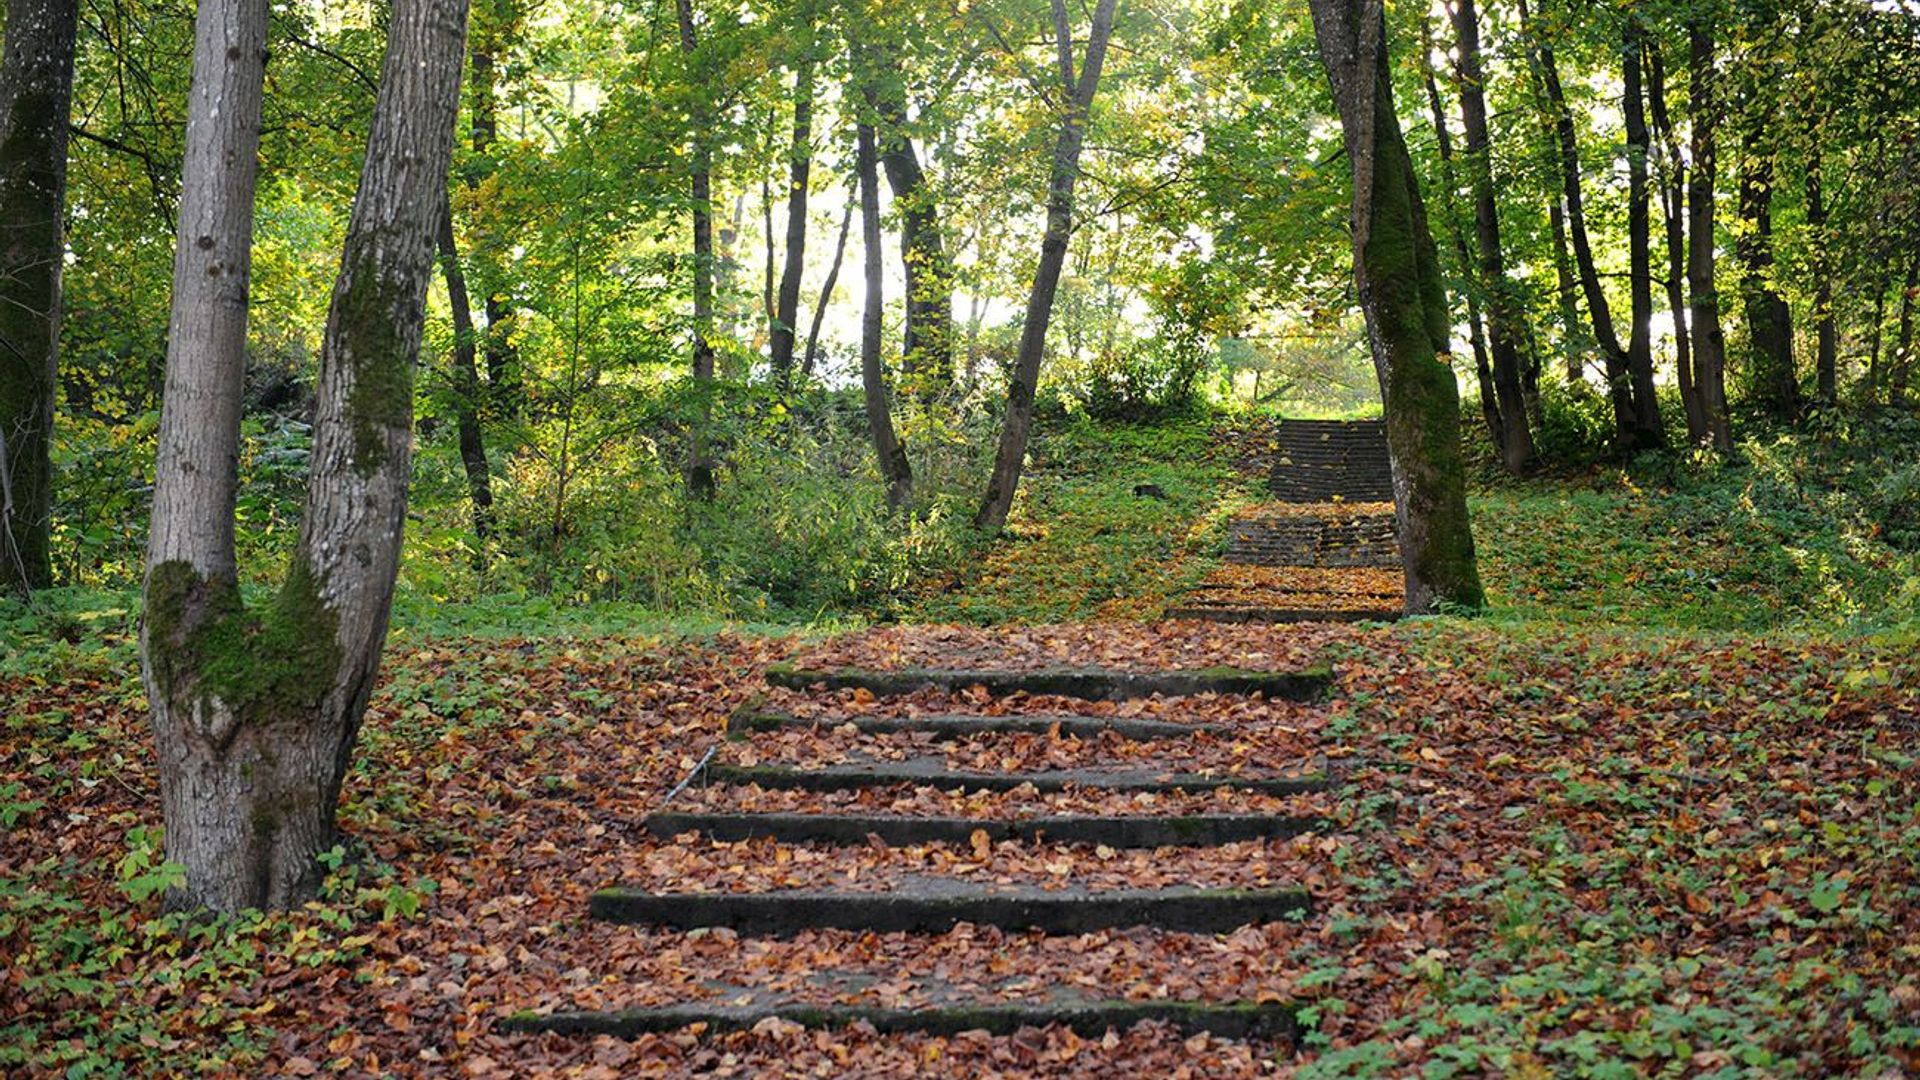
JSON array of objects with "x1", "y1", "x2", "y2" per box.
[
  {"x1": 1171, "y1": 419, "x2": 1405, "y2": 622},
  {"x1": 501, "y1": 659, "x2": 1346, "y2": 1046}
]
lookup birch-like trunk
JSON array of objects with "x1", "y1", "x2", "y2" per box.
[
  {"x1": 0, "y1": 0, "x2": 79, "y2": 594},
  {"x1": 143, "y1": 0, "x2": 469, "y2": 913}
]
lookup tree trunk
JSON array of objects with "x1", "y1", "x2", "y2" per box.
[
  {"x1": 0, "y1": 0, "x2": 79, "y2": 595},
  {"x1": 856, "y1": 122, "x2": 911, "y2": 509},
  {"x1": 1419, "y1": 23, "x2": 1502, "y2": 459},
  {"x1": 467, "y1": 2, "x2": 518, "y2": 417},
  {"x1": 677, "y1": 0, "x2": 716, "y2": 497},
  {"x1": 1549, "y1": 194, "x2": 1583, "y2": 385},
  {"x1": 976, "y1": 0, "x2": 1117, "y2": 533},
  {"x1": 143, "y1": 0, "x2": 468, "y2": 913},
  {"x1": 1449, "y1": 0, "x2": 1534, "y2": 472},
  {"x1": 1805, "y1": 158, "x2": 1836, "y2": 405},
  {"x1": 769, "y1": 17, "x2": 814, "y2": 388},
  {"x1": 1738, "y1": 145, "x2": 1797, "y2": 418},
  {"x1": 436, "y1": 195, "x2": 494, "y2": 544},
  {"x1": 1894, "y1": 254, "x2": 1919, "y2": 407},
  {"x1": 1524, "y1": 0, "x2": 1636, "y2": 444},
  {"x1": 1646, "y1": 43, "x2": 1704, "y2": 442},
  {"x1": 1308, "y1": 0, "x2": 1484, "y2": 613},
  {"x1": 1620, "y1": 16, "x2": 1666, "y2": 449},
  {"x1": 802, "y1": 191, "x2": 853, "y2": 379},
  {"x1": 865, "y1": 67, "x2": 952, "y2": 395},
  {"x1": 1686, "y1": 19, "x2": 1732, "y2": 451}
]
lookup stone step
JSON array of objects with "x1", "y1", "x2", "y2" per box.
[
  {"x1": 732, "y1": 711, "x2": 1221, "y2": 742},
  {"x1": 500, "y1": 998, "x2": 1300, "y2": 1041},
  {"x1": 707, "y1": 760, "x2": 1330, "y2": 796},
  {"x1": 766, "y1": 665, "x2": 1332, "y2": 702},
  {"x1": 589, "y1": 881, "x2": 1312, "y2": 935},
  {"x1": 646, "y1": 811, "x2": 1325, "y2": 848},
  {"x1": 1165, "y1": 605, "x2": 1404, "y2": 624}
]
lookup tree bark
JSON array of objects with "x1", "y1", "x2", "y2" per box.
[
  {"x1": 1620, "y1": 15, "x2": 1666, "y2": 449},
  {"x1": 865, "y1": 65, "x2": 952, "y2": 395},
  {"x1": 0, "y1": 0, "x2": 79, "y2": 595},
  {"x1": 1449, "y1": 0, "x2": 1534, "y2": 472},
  {"x1": 976, "y1": 0, "x2": 1117, "y2": 533},
  {"x1": 1738, "y1": 143, "x2": 1797, "y2": 418},
  {"x1": 802, "y1": 191, "x2": 853, "y2": 379},
  {"x1": 1805, "y1": 157, "x2": 1836, "y2": 404},
  {"x1": 143, "y1": 0, "x2": 468, "y2": 912},
  {"x1": 857, "y1": 122, "x2": 911, "y2": 509},
  {"x1": 467, "y1": 0, "x2": 518, "y2": 417},
  {"x1": 1420, "y1": 43, "x2": 1501, "y2": 457},
  {"x1": 1524, "y1": 0, "x2": 1637, "y2": 445},
  {"x1": 1308, "y1": 0, "x2": 1484, "y2": 613},
  {"x1": 1893, "y1": 254, "x2": 1919, "y2": 407},
  {"x1": 1686, "y1": 18, "x2": 1732, "y2": 451},
  {"x1": 1646, "y1": 41, "x2": 1705, "y2": 443},
  {"x1": 769, "y1": 12, "x2": 814, "y2": 388},
  {"x1": 437, "y1": 195, "x2": 494, "y2": 545},
  {"x1": 677, "y1": 0, "x2": 716, "y2": 497}
]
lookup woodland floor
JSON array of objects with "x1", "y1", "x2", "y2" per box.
[{"x1": 6, "y1": 417, "x2": 1920, "y2": 1077}]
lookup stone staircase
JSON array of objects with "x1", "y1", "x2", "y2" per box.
[
  {"x1": 1267, "y1": 419, "x2": 1394, "y2": 504},
  {"x1": 1171, "y1": 419, "x2": 1404, "y2": 622},
  {"x1": 502, "y1": 661, "x2": 1341, "y2": 1046}
]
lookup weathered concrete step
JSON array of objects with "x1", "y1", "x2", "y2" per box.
[
  {"x1": 1166, "y1": 606, "x2": 1404, "y2": 624},
  {"x1": 646, "y1": 811, "x2": 1325, "y2": 848},
  {"x1": 766, "y1": 665, "x2": 1332, "y2": 702},
  {"x1": 709, "y1": 759, "x2": 1330, "y2": 796},
  {"x1": 589, "y1": 882, "x2": 1312, "y2": 934},
  {"x1": 501, "y1": 999, "x2": 1300, "y2": 1041},
  {"x1": 732, "y1": 710, "x2": 1221, "y2": 741}
]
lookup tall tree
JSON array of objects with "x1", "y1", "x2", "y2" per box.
[
  {"x1": 467, "y1": 0, "x2": 521, "y2": 416},
  {"x1": 864, "y1": 51, "x2": 952, "y2": 394},
  {"x1": 437, "y1": 197, "x2": 496, "y2": 545},
  {"x1": 976, "y1": 0, "x2": 1118, "y2": 532},
  {"x1": 1448, "y1": 0, "x2": 1535, "y2": 472},
  {"x1": 142, "y1": 0, "x2": 469, "y2": 911},
  {"x1": 1419, "y1": 17, "x2": 1502, "y2": 457},
  {"x1": 768, "y1": 2, "x2": 816, "y2": 388},
  {"x1": 802, "y1": 191, "x2": 854, "y2": 378},
  {"x1": 1307, "y1": 0, "x2": 1484, "y2": 613},
  {"x1": 0, "y1": 0, "x2": 80, "y2": 594},
  {"x1": 1619, "y1": 13, "x2": 1666, "y2": 448},
  {"x1": 1738, "y1": 133, "x2": 1797, "y2": 417},
  {"x1": 676, "y1": 0, "x2": 717, "y2": 497},
  {"x1": 1686, "y1": 15, "x2": 1733, "y2": 450},
  {"x1": 1646, "y1": 40, "x2": 1706, "y2": 442},
  {"x1": 1524, "y1": 0, "x2": 1642, "y2": 449},
  {"x1": 856, "y1": 121, "x2": 910, "y2": 509}
]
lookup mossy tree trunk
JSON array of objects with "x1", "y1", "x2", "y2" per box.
[
  {"x1": 976, "y1": 0, "x2": 1118, "y2": 533},
  {"x1": 1308, "y1": 0, "x2": 1484, "y2": 614},
  {"x1": 142, "y1": 0, "x2": 468, "y2": 913},
  {"x1": 0, "y1": 0, "x2": 79, "y2": 595},
  {"x1": 1738, "y1": 147, "x2": 1798, "y2": 418},
  {"x1": 856, "y1": 121, "x2": 910, "y2": 509}
]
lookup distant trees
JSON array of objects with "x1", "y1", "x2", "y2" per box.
[{"x1": 142, "y1": 0, "x2": 468, "y2": 910}]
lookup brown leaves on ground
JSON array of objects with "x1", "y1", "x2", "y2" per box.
[{"x1": 6, "y1": 620, "x2": 1919, "y2": 1077}]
